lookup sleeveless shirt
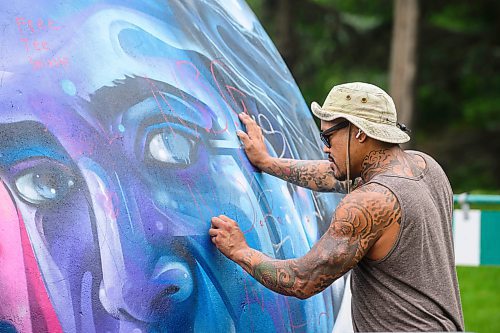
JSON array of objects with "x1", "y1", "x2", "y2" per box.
[{"x1": 351, "y1": 151, "x2": 464, "y2": 332}]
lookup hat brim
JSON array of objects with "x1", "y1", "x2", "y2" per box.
[{"x1": 311, "y1": 101, "x2": 410, "y2": 144}]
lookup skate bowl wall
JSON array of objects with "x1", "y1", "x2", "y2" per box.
[{"x1": 0, "y1": 1, "x2": 347, "y2": 332}]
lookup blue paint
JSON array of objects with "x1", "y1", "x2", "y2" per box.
[
  {"x1": 0, "y1": 321, "x2": 18, "y2": 333},
  {"x1": 0, "y1": 1, "x2": 347, "y2": 332},
  {"x1": 61, "y1": 79, "x2": 76, "y2": 96}
]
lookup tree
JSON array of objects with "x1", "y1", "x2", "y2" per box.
[{"x1": 389, "y1": 0, "x2": 419, "y2": 130}]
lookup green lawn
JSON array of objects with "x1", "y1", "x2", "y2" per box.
[{"x1": 457, "y1": 266, "x2": 500, "y2": 333}]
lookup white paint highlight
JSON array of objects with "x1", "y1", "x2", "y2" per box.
[{"x1": 209, "y1": 139, "x2": 241, "y2": 149}]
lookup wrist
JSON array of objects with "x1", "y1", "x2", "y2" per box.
[
  {"x1": 232, "y1": 246, "x2": 254, "y2": 271},
  {"x1": 255, "y1": 155, "x2": 274, "y2": 171},
  {"x1": 232, "y1": 246, "x2": 249, "y2": 262}
]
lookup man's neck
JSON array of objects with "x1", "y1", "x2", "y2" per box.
[{"x1": 360, "y1": 146, "x2": 417, "y2": 183}]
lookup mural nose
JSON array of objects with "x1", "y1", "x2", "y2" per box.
[
  {"x1": 150, "y1": 256, "x2": 194, "y2": 305},
  {"x1": 99, "y1": 255, "x2": 195, "y2": 324}
]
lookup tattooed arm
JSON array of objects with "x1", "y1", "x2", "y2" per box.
[
  {"x1": 260, "y1": 158, "x2": 349, "y2": 192},
  {"x1": 236, "y1": 113, "x2": 348, "y2": 192},
  {"x1": 209, "y1": 183, "x2": 401, "y2": 299}
]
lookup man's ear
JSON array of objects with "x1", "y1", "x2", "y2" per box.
[{"x1": 355, "y1": 128, "x2": 368, "y2": 142}]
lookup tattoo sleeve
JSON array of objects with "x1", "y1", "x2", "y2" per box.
[
  {"x1": 259, "y1": 158, "x2": 349, "y2": 193},
  {"x1": 234, "y1": 183, "x2": 401, "y2": 299}
]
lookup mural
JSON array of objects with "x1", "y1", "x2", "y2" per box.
[{"x1": 0, "y1": 1, "x2": 349, "y2": 332}]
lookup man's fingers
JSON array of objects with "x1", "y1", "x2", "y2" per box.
[
  {"x1": 238, "y1": 113, "x2": 262, "y2": 138},
  {"x1": 217, "y1": 214, "x2": 236, "y2": 225},
  {"x1": 245, "y1": 121, "x2": 262, "y2": 139},
  {"x1": 211, "y1": 216, "x2": 229, "y2": 228},
  {"x1": 238, "y1": 112, "x2": 253, "y2": 124},
  {"x1": 209, "y1": 214, "x2": 249, "y2": 258},
  {"x1": 211, "y1": 215, "x2": 237, "y2": 231},
  {"x1": 236, "y1": 130, "x2": 250, "y2": 144},
  {"x1": 238, "y1": 113, "x2": 253, "y2": 128},
  {"x1": 211, "y1": 216, "x2": 223, "y2": 228}
]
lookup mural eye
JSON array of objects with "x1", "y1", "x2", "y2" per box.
[
  {"x1": 148, "y1": 131, "x2": 196, "y2": 166},
  {"x1": 14, "y1": 166, "x2": 76, "y2": 205}
]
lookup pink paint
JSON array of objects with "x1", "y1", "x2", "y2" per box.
[
  {"x1": 47, "y1": 19, "x2": 62, "y2": 31},
  {"x1": 0, "y1": 181, "x2": 63, "y2": 332},
  {"x1": 16, "y1": 17, "x2": 66, "y2": 71},
  {"x1": 187, "y1": 184, "x2": 205, "y2": 222},
  {"x1": 16, "y1": 17, "x2": 27, "y2": 34},
  {"x1": 190, "y1": 186, "x2": 214, "y2": 218},
  {"x1": 175, "y1": 60, "x2": 226, "y2": 134},
  {"x1": 284, "y1": 296, "x2": 308, "y2": 330},
  {"x1": 97, "y1": 190, "x2": 119, "y2": 221},
  {"x1": 318, "y1": 311, "x2": 329, "y2": 326},
  {"x1": 0, "y1": 181, "x2": 33, "y2": 332},
  {"x1": 226, "y1": 85, "x2": 248, "y2": 116},
  {"x1": 210, "y1": 60, "x2": 237, "y2": 117},
  {"x1": 144, "y1": 76, "x2": 179, "y2": 140},
  {"x1": 15, "y1": 17, "x2": 61, "y2": 34},
  {"x1": 28, "y1": 56, "x2": 69, "y2": 71},
  {"x1": 18, "y1": 208, "x2": 63, "y2": 333},
  {"x1": 20, "y1": 38, "x2": 50, "y2": 53}
]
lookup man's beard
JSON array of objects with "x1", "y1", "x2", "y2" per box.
[{"x1": 330, "y1": 159, "x2": 347, "y2": 181}]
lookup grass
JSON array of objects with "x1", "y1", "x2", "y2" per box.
[{"x1": 457, "y1": 266, "x2": 500, "y2": 333}]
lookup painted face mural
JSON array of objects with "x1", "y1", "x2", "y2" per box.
[{"x1": 0, "y1": 1, "x2": 349, "y2": 332}]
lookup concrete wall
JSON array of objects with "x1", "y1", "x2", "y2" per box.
[{"x1": 0, "y1": 1, "x2": 349, "y2": 332}]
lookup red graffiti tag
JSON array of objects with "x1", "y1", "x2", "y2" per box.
[{"x1": 15, "y1": 17, "x2": 67, "y2": 71}]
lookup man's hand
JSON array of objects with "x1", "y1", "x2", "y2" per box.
[
  {"x1": 209, "y1": 215, "x2": 249, "y2": 261},
  {"x1": 237, "y1": 113, "x2": 271, "y2": 168},
  {"x1": 237, "y1": 112, "x2": 348, "y2": 192}
]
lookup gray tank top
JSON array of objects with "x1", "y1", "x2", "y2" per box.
[{"x1": 351, "y1": 151, "x2": 464, "y2": 332}]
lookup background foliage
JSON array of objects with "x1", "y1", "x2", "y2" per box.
[{"x1": 247, "y1": 0, "x2": 500, "y2": 194}]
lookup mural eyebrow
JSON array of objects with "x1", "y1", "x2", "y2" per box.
[
  {"x1": 0, "y1": 121, "x2": 72, "y2": 169},
  {"x1": 86, "y1": 76, "x2": 170, "y2": 125},
  {"x1": 86, "y1": 75, "x2": 216, "y2": 131}
]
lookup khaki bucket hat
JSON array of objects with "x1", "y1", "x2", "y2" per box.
[{"x1": 311, "y1": 82, "x2": 410, "y2": 144}]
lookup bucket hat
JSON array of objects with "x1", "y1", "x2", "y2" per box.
[{"x1": 311, "y1": 82, "x2": 410, "y2": 144}]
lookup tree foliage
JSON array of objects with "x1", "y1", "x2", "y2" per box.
[{"x1": 247, "y1": 0, "x2": 500, "y2": 193}]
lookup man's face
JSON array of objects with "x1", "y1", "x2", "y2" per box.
[
  {"x1": 0, "y1": 1, "x2": 343, "y2": 332},
  {"x1": 321, "y1": 119, "x2": 351, "y2": 180}
]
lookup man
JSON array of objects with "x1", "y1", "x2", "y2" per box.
[{"x1": 210, "y1": 82, "x2": 464, "y2": 332}]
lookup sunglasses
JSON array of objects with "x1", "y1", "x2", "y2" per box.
[{"x1": 320, "y1": 121, "x2": 350, "y2": 148}]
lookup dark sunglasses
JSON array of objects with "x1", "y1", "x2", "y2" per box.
[{"x1": 320, "y1": 121, "x2": 350, "y2": 148}]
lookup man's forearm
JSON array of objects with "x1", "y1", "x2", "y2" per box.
[
  {"x1": 258, "y1": 157, "x2": 348, "y2": 193},
  {"x1": 234, "y1": 247, "x2": 311, "y2": 299},
  {"x1": 226, "y1": 212, "x2": 363, "y2": 299}
]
